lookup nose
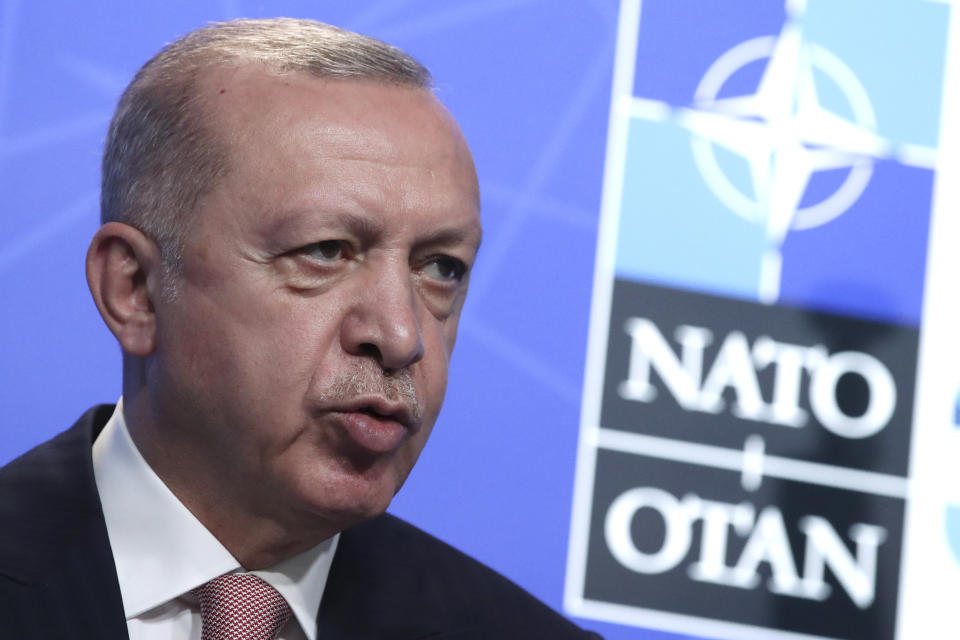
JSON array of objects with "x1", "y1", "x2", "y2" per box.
[{"x1": 340, "y1": 259, "x2": 425, "y2": 372}]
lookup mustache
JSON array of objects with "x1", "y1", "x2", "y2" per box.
[{"x1": 317, "y1": 363, "x2": 423, "y2": 423}]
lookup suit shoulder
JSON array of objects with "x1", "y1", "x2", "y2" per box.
[
  {"x1": 0, "y1": 405, "x2": 112, "y2": 510},
  {"x1": 322, "y1": 513, "x2": 601, "y2": 639},
  {"x1": 0, "y1": 406, "x2": 114, "y2": 579}
]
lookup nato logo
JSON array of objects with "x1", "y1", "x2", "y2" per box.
[
  {"x1": 567, "y1": 1, "x2": 952, "y2": 638},
  {"x1": 613, "y1": 0, "x2": 948, "y2": 327}
]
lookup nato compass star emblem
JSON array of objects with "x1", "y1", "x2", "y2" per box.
[{"x1": 627, "y1": 2, "x2": 937, "y2": 304}]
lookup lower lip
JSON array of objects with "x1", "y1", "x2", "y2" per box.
[{"x1": 336, "y1": 411, "x2": 407, "y2": 453}]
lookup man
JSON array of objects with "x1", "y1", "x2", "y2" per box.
[{"x1": 0, "y1": 18, "x2": 599, "y2": 640}]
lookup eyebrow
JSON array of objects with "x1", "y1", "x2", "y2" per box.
[
  {"x1": 337, "y1": 211, "x2": 386, "y2": 239},
  {"x1": 260, "y1": 209, "x2": 382, "y2": 241},
  {"x1": 263, "y1": 209, "x2": 482, "y2": 252},
  {"x1": 332, "y1": 212, "x2": 483, "y2": 252},
  {"x1": 415, "y1": 222, "x2": 484, "y2": 254}
]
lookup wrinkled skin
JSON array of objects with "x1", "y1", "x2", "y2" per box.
[{"x1": 114, "y1": 68, "x2": 481, "y2": 567}]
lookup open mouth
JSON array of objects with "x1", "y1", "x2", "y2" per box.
[
  {"x1": 336, "y1": 408, "x2": 408, "y2": 454},
  {"x1": 357, "y1": 406, "x2": 389, "y2": 419}
]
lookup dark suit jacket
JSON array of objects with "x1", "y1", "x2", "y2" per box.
[{"x1": 0, "y1": 406, "x2": 600, "y2": 639}]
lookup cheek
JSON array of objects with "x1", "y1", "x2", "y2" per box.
[
  {"x1": 417, "y1": 311, "x2": 461, "y2": 407},
  {"x1": 164, "y1": 287, "x2": 329, "y2": 402},
  {"x1": 392, "y1": 417, "x2": 437, "y2": 493},
  {"x1": 437, "y1": 309, "x2": 462, "y2": 359},
  {"x1": 419, "y1": 349, "x2": 451, "y2": 430}
]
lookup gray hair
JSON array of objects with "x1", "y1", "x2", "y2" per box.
[{"x1": 101, "y1": 18, "x2": 432, "y2": 280}]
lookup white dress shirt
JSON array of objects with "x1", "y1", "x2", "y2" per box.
[{"x1": 92, "y1": 400, "x2": 339, "y2": 640}]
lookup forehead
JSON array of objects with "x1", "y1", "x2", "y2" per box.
[
  {"x1": 194, "y1": 64, "x2": 480, "y2": 235},
  {"x1": 203, "y1": 65, "x2": 469, "y2": 170}
]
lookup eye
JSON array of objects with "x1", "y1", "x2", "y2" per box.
[
  {"x1": 422, "y1": 256, "x2": 467, "y2": 282},
  {"x1": 304, "y1": 240, "x2": 347, "y2": 262}
]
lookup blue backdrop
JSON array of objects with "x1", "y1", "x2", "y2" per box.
[
  {"x1": 0, "y1": 1, "x2": 641, "y2": 638},
  {"x1": 4, "y1": 1, "x2": 954, "y2": 638}
]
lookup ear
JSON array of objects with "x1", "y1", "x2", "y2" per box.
[{"x1": 86, "y1": 222, "x2": 164, "y2": 357}]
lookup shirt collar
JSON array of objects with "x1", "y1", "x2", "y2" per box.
[{"x1": 92, "y1": 400, "x2": 338, "y2": 640}]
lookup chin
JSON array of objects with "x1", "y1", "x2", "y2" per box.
[{"x1": 291, "y1": 463, "x2": 405, "y2": 531}]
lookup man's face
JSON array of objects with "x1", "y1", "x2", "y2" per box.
[{"x1": 146, "y1": 68, "x2": 481, "y2": 534}]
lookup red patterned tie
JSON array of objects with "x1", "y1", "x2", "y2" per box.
[{"x1": 193, "y1": 573, "x2": 293, "y2": 640}]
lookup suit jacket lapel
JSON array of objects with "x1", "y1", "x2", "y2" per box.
[
  {"x1": 317, "y1": 513, "x2": 492, "y2": 640},
  {"x1": 317, "y1": 514, "x2": 444, "y2": 639}
]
